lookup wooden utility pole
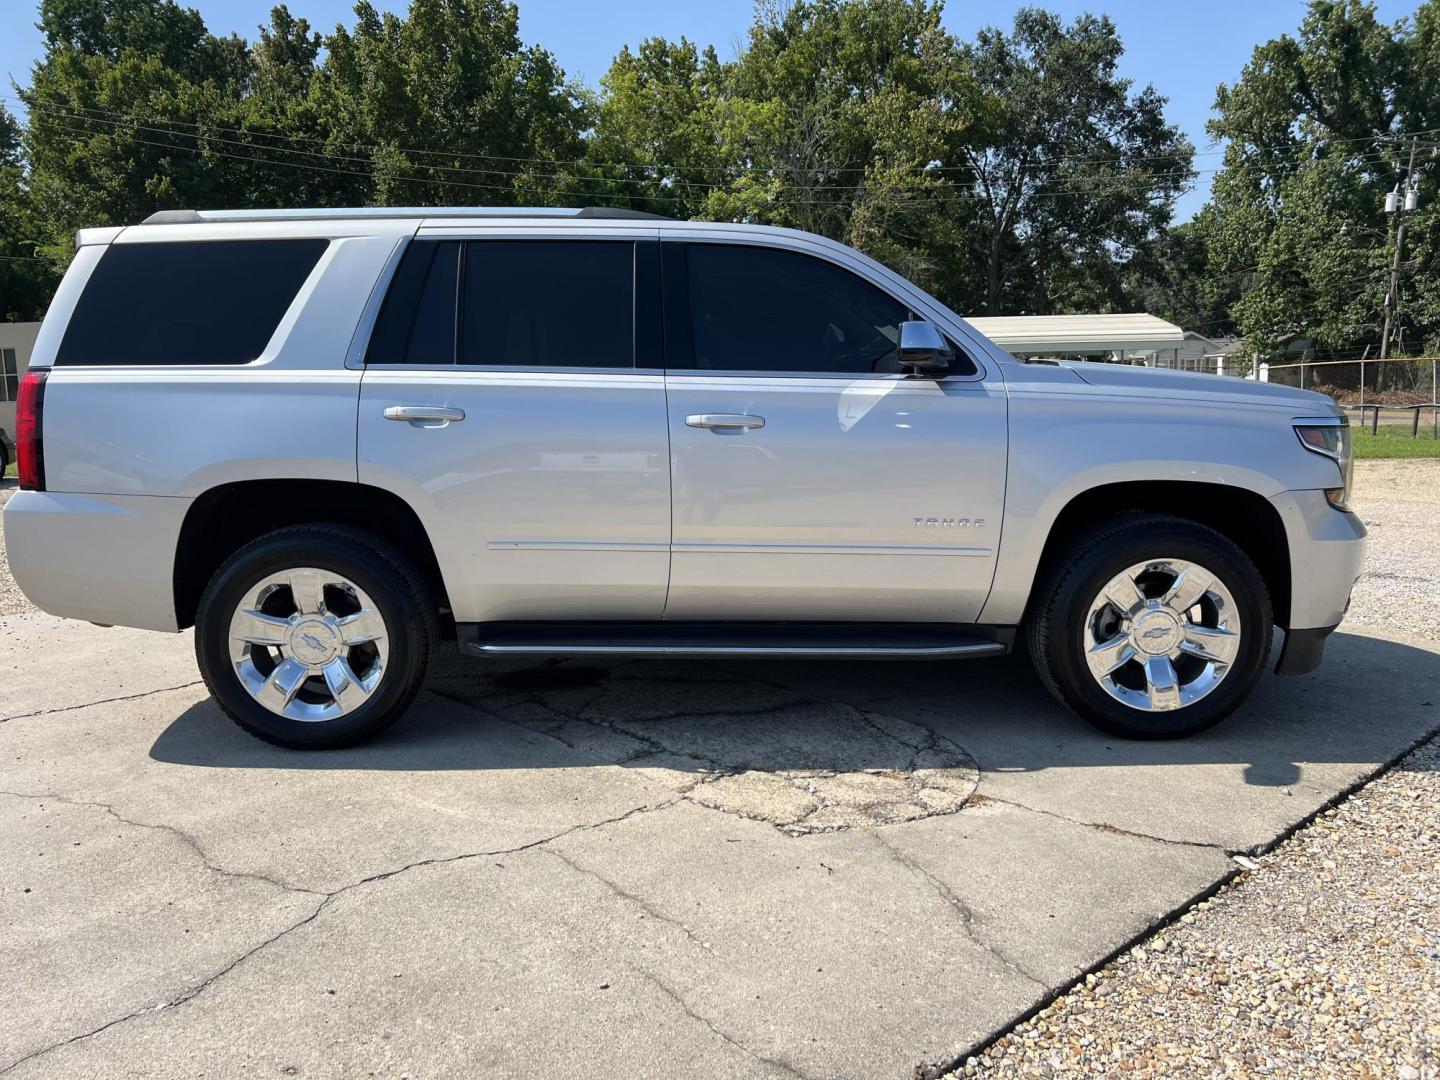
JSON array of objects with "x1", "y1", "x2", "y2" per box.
[{"x1": 1379, "y1": 135, "x2": 1420, "y2": 363}]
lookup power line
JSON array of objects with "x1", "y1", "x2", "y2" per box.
[
  {"x1": 10, "y1": 92, "x2": 1199, "y2": 172},
  {"x1": 29, "y1": 116, "x2": 625, "y2": 202},
  {"x1": 22, "y1": 100, "x2": 730, "y2": 192},
  {"x1": 24, "y1": 104, "x2": 1417, "y2": 211},
  {"x1": 10, "y1": 92, "x2": 1438, "y2": 179},
  {"x1": 27, "y1": 113, "x2": 1196, "y2": 207}
]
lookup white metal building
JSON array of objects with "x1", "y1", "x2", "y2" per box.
[{"x1": 965, "y1": 313, "x2": 1189, "y2": 367}]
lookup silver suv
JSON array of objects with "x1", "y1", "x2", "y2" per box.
[{"x1": 4, "y1": 207, "x2": 1365, "y2": 748}]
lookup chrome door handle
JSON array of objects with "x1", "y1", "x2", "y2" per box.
[
  {"x1": 685, "y1": 413, "x2": 766, "y2": 431},
  {"x1": 383, "y1": 405, "x2": 466, "y2": 423}
]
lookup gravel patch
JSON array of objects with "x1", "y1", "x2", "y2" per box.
[
  {"x1": 0, "y1": 484, "x2": 31, "y2": 617},
  {"x1": 1347, "y1": 459, "x2": 1440, "y2": 641},
  {"x1": 956, "y1": 739, "x2": 1440, "y2": 1079}
]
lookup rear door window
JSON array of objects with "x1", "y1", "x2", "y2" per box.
[
  {"x1": 459, "y1": 241, "x2": 634, "y2": 368},
  {"x1": 56, "y1": 239, "x2": 327, "y2": 366},
  {"x1": 365, "y1": 240, "x2": 461, "y2": 364},
  {"x1": 366, "y1": 239, "x2": 641, "y2": 369}
]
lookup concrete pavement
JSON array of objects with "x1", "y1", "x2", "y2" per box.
[{"x1": 1, "y1": 615, "x2": 1436, "y2": 1079}]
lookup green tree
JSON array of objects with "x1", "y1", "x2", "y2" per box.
[
  {"x1": 11, "y1": 0, "x2": 1200, "y2": 326},
  {"x1": 1124, "y1": 217, "x2": 1244, "y2": 339},
  {"x1": 1199, "y1": 0, "x2": 1440, "y2": 358},
  {"x1": 19, "y1": 0, "x2": 591, "y2": 252},
  {"x1": 958, "y1": 9, "x2": 1193, "y2": 315},
  {"x1": 20, "y1": 0, "x2": 257, "y2": 255},
  {"x1": 308, "y1": 0, "x2": 588, "y2": 206},
  {"x1": 583, "y1": 36, "x2": 757, "y2": 220},
  {"x1": 587, "y1": 0, "x2": 979, "y2": 305},
  {"x1": 0, "y1": 105, "x2": 55, "y2": 321}
]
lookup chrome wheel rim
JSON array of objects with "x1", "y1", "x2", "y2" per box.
[
  {"x1": 1082, "y1": 558, "x2": 1242, "y2": 713},
  {"x1": 228, "y1": 568, "x2": 388, "y2": 723}
]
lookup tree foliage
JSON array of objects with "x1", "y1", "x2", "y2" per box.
[
  {"x1": 1199, "y1": 0, "x2": 1440, "y2": 357},
  {"x1": 0, "y1": 105, "x2": 52, "y2": 321},
  {"x1": 19, "y1": 0, "x2": 586, "y2": 255},
  {"x1": 6, "y1": 0, "x2": 1196, "y2": 324},
  {"x1": 960, "y1": 11, "x2": 1193, "y2": 315}
]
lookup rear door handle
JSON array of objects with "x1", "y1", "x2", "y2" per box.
[
  {"x1": 685, "y1": 413, "x2": 766, "y2": 431},
  {"x1": 383, "y1": 405, "x2": 466, "y2": 424}
]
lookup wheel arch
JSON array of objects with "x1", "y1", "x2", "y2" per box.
[
  {"x1": 1021, "y1": 480, "x2": 1292, "y2": 630},
  {"x1": 173, "y1": 479, "x2": 450, "y2": 634}
]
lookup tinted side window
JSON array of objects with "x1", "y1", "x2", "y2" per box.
[
  {"x1": 459, "y1": 241, "x2": 633, "y2": 368},
  {"x1": 366, "y1": 240, "x2": 460, "y2": 364},
  {"x1": 677, "y1": 243, "x2": 976, "y2": 376},
  {"x1": 56, "y1": 239, "x2": 327, "y2": 366},
  {"x1": 680, "y1": 244, "x2": 910, "y2": 374}
]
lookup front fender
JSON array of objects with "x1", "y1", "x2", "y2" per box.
[{"x1": 978, "y1": 390, "x2": 1339, "y2": 625}]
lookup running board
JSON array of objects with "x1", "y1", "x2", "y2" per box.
[{"x1": 458, "y1": 622, "x2": 1012, "y2": 660}]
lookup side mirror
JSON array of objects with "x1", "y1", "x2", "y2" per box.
[{"x1": 897, "y1": 321, "x2": 952, "y2": 375}]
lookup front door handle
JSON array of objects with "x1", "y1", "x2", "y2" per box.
[
  {"x1": 383, "y1": 405, "x2": 466, "y2": 424},
  {"x1": 685, "y1": 413, "x2": 766, "y2": 431}
]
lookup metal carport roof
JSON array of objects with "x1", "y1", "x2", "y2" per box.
[{"x1": 964, "y1": 313, "x2": 1185, "y2": 355}]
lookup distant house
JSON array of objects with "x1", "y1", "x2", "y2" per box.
[
  {"x1": 1157, "y1": 331, "x2": 1246, "y2": 376},
  {"x1": 0, "y1": 322, "x2": 39, "y2": 440}
]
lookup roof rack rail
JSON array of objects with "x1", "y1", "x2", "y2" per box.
[{"x1": 140, "y1": 206, "x2": 673, "y2": 225}]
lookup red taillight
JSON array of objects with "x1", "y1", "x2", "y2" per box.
[{"x1": 16, "y1": 369, "x2": 46, "y2": 491}]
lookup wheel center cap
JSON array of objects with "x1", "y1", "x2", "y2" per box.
[
  {"x1": 1132, "y1": 608, "x2": 1183, "y2": 655},
  {"x1": 288, "y1": 617, "x2": 340, "y2": 667}
]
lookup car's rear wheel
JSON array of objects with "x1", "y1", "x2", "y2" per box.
[
  {"x1": 1027, "y1": 513, "x2": 1272, "y2": 739},
  {"x1": 195, "y1": 524, "x2": 437, "y2": 749}
]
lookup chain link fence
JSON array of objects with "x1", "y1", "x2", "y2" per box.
[{"x1": 1261, "y1": 356, "x2": 1440, "y2": 435}]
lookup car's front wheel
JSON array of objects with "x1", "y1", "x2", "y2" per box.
[
  {"x1": 1027, "y1": 513, "x2": 1272, "y2": 739},
  {"x1": 195, "y1": 524, "x2": 437, "y2": 749}
]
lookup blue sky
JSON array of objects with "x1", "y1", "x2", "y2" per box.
[{"x1": 0, "y1": 0, "x2": 1419, "y2": 219}]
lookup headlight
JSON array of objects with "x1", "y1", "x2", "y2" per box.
[{"x1": 1295, "y1": 422, "x2": 1353, "y2": 511}]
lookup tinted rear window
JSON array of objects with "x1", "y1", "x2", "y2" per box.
[
  {"x1": 366, "y1": 239, "x2": 637, "y2": 368},
  {"x1": 365, "y1": 240, "x2": 460, "y2": 364},
  {"x1": 460, "y1": 241, "x2": 633, "y2": 368},
  {"x1": 56, "y1": 239, "x2": 328, "y2": 366}
]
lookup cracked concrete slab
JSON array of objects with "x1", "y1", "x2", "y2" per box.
[
  {"x1": 4, "y1": 831, "x2": 806, "y2": 1080},
  {"x1": 718, "y1": 627, "x2": 1440, "y2": 851},
  {"x1": 1, "y1": 675, "x2": 679, "y2": 895},
  {"x1": 870, "y1": 797, "x2": 1233, "y2": 987},
  {"x1": 540, "y1": 799, "x2": 1057, "y2": 1078},
  {"x1": 0, "y1": 614, "x2": 201, "y2": 723},
  {"x1": 0, "y1": 790, "x2": 319, "y2": 1071},
  {"x1": 1, "y1": 616, "x2": 1437, "y2": 1078},
  {"x1": 432, "y1": 658, "x2": 982, "y2": 834}
]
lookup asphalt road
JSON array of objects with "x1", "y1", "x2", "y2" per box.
[{"x1": 1, "y1": 472, "x2": 1437, "y2": 1079}]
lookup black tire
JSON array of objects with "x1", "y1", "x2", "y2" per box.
[
  {"x1": 1026, "y1": 513, "x2": 1272, "y2": 739},
  {"x1": 195, "y1": 524, "x2": 438, "y2": 749}
]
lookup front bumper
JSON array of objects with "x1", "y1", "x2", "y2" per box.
[
  {"x1": 1268, "y1": 488, "x2": 1366, "y2": 631},
  {"x1": 1267, "y1": 487, "x2": 1365, "y2": 677}
]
